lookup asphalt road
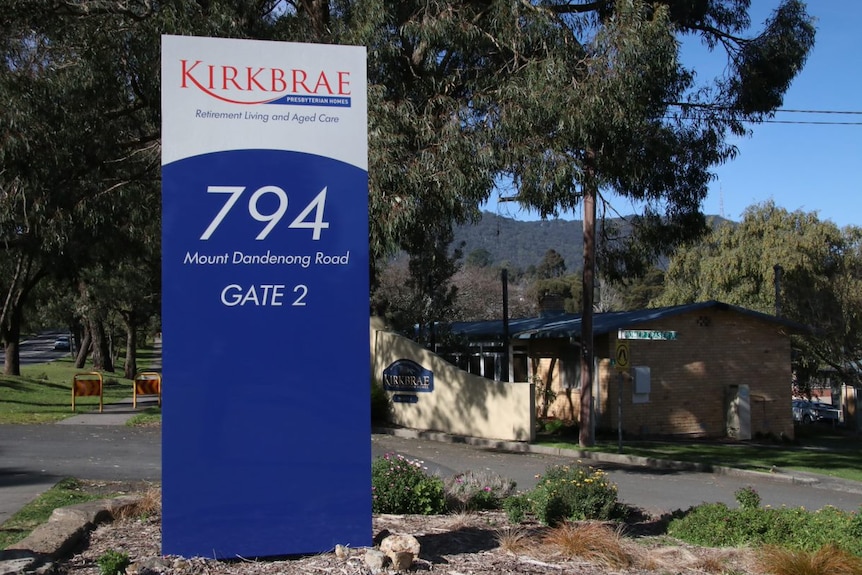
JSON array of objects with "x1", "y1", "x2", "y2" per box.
[
  {"x1": 0, "y1": 422, "x2": 859, "y2": 526},
  {"x1": 0, "y1": 332, "x2": 74, "y2": 366},
  {"x1": 371, "y1": 433, "x2": 862, "y2": 516}
]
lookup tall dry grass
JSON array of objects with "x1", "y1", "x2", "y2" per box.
[
  {"x1": 541, "y1": 521, "x2": 633, "y2": 569},
  {"x1": 495, "y1": 525, "x2": 533, "y2": 555},
  {"x1": 757, "y1": 544, "x2": 862, "y2": 575},
  {"x1": 111, "y1": 487, "x2": 162, "y2": 520}
]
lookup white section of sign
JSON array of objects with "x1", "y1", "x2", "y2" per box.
[
  {"x1": 617, "y1": 330, "x2": 678, "y2": 341},
  {"x1": 161, "y1": 35, "x2": 367, "y2": 170}
]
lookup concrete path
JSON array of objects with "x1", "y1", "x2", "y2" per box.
[{"x1": 56, "y1": 396, "x2": 159, "y2": 427}]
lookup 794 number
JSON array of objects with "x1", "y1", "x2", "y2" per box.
[{"x1": 200, "y1": 185, "x2": 329, "y2": 241}]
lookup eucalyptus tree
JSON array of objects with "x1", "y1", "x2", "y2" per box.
[
  {"x1": 537, "y1": 249, "x2": 568, "y2": 280},
  {"x1": 1, "y1": 1, "x2": 814, "y2": 441},
  {"x1": 657, "y1": 202, "x2": 862, "y2": 389},
  {"x1": 0, "y1": 2, "x2": 162, "y2": 374},
  {"x1": 477, "y1": 0, "x2": 813, "y2": 445}
]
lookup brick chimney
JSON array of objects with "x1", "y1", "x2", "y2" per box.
[{"x1": 539, "y1": 293, "x2": 566, "y2": 317}]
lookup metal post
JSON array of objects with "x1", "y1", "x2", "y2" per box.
[
  {"x1": 502, "y1": 269, "x2": 510, "y2": 382},
  {"x1": 617, "y1": 371, "x2": 623, "y2": 453}
]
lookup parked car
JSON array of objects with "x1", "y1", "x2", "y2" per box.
[
  {"x1": 792, "y1": 399, "x2": 840, "y2": 425},
  {"x1": 53, "y1": 335, "x2": 71, "y2": 351}
]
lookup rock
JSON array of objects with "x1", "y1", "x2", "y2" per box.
[
  {"x1": 379, "y1": 533, "x2": 420, "y2": 557},
  {"x1": 373, "y1": 529, "x2": 391, "y2": 547},
  {"x1": 389, "y1": 551, "x2": 414, "y2": 571},
  {"x1": 0, "y1": 551, "x2": 54, "y2": 575},
  {"x1": 364, "y1": 549, "x2": 388, "y2": 573},
  {"x1": 4, "y1": 518, "x2": 89, "y2": 558},
  {"x1": 127, "y1": 556, "x2": 172, "y2": 575},
  {"x1": 379, "y1": 533, "x2": 420, "y2": 571}
]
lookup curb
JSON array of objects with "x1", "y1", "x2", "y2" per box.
[{"x1": 372, "y1": 427, "x2": 821, "y2": 487}]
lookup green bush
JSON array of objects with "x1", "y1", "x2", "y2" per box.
[
  {"x1": 668, "y1": 502, "x2": 862, "y2": 556},
  {"x1": 503, "y1": 493, "x2": 532, "y2": 523},
  {"x1": 370, "y1": 381, "x2": 391, "y2": 425},
  {"x1": 371, "y1": 453, "x2": 445, "y2": 515},
  {"x1": 443, "y1": 469, "x2": 516, "y2": 511},
  {"x1": 543, "y1": 419, "x2": 565, "y2": 434},
  {"x1": 97, "y1": 550, "x2": 130, "y2": 575},
  {"x1": 522, "y1": 464, "x2": 624, "y2": 526},
  {"x1": 735, "y1": 485, "x2": 761, "y2": 509}
]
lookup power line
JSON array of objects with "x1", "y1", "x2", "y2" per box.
[
  {"x1": 666, "y1": 102, "x2": 862, "y2": 116},
  {"x1": 663, "y1": 111, "x2": 862, "y2": 126},
  {"x1": 776, "y1": 108, "x2": 862, "y2": 115},
  {"x1": 763, "y1": 119, "x2": 862, "y2": 126},
  {"x1": 663, "y1": 116, "x2": 862, "y2": 126},
  {"x1": 767, "y1": 108, "x2": 862, "y2": 125}
]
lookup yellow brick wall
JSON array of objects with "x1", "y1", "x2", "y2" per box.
[{"x1": 540, "y1": 308, "x2": 794, "y2": 439}]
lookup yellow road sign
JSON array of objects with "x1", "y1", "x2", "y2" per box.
[{"x1": 615, "y1": 341, "x2": 630, "y2": 369}]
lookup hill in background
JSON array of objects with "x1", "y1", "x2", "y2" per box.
[{"x1": 453, "y1": 211, "x2": 731, "y2": 272}]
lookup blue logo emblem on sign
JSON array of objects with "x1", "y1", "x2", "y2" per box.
[{"x1": 383, "y1": 359, "x2": 434, "y2": 393}]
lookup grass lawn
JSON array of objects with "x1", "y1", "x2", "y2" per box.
[
  {"x1": 538, "y1": 427, "x2": 862, "y2": 483},
  {"x1": 0, "y1": 345, "x2": 161, "y2": 424},
  {"x1": 126, "y1": 406, "x2": 162, "y2": 427}
]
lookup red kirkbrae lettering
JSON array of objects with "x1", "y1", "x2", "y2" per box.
[{"x1": 180, "y1": 59, "x2": 351, "y2": 105}]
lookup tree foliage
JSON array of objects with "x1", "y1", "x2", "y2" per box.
[
  {"x1": 537, "y1": 249, "x2": 567, "y2": 279},
  {"x1": 451, "y1": 265, "x2": 537, "y2": 321},
  {"x1": 0, "y1": 1, "x2": 814, "y2": 378},
  {"x1": 0, "y1": 1, "x2": 161, "y2": 372},
  {"x1": 658, "y1": 202, "x2": 862, "y2": 387},
  {"x1": 489, "y1": 0, "x2": 815, "y2": 278}
]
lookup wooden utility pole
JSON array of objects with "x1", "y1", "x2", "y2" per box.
[{"x1": 579, "y1": 158, "x2": 597, "y2": 447}]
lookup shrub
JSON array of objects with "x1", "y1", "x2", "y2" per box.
[
  {"x1": 735, "y1": 485, "x2": 761, "y2": 509},
  {"x1": 526, "y1": 464, "x2": 624, "y2": 526},
  {"x1": 371, "y1": 453, "x2": 445, "y2": 515},
  {"x1": 543, "y1": 419, "x2": 565, "y2": 434},
  {"x1": 669, "y1": 503, "x2": 862, "y2": 557},
  {"x1": 370, "y1": 381, "x2": 391, "y2": 425},
  {"x1": 669, "y1": 503, "x2": 791, "y2": 548},
  {"x1": 503, "y1": 493, "x2": 532, "y2": 524},
  {"x1": 97, "y1": 550, "x2": 130, "y2": 575},
  {"x1": 443, "y1": 469, "x2": 517, "y2": 511}
]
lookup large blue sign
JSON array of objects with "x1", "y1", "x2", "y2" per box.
[{"x1": 161, "y1": 36, "x2": 369, "y2": 558}]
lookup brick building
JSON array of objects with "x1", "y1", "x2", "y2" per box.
[{"x1": 443, "y1": 301, "x2": 805, "y2": 440}]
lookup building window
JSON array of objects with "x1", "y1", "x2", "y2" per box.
[{"x1": 562, "y1": 357, "x2": 581, "y2": 390}]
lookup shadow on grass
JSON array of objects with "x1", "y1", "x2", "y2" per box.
[{"x1": 0, "y1": 400, "x2": 77, "y2": 408}]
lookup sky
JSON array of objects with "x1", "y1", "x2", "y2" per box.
[{"x1": 483, "y1": 1, "x2": 862, "y2": 228}]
